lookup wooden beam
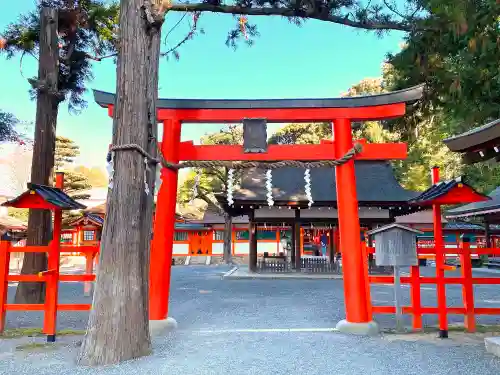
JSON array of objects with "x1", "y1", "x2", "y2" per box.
[
  {"x1": 175, "y1": 141, "x2": 407, "y2": 161},
  {"x1": 107, "y1": 103, "x2": 407, "y2": 122}
]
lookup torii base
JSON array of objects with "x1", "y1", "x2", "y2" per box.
[
  {"x1": 149, "y1": 317, "x2": 178, "y2": 337},
  {"x1": 335, "y1": 319, "x2": 379, "y2": 336}
]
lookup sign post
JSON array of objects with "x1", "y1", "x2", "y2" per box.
[{"x1": 367, "y1": 224, "x2": 423, "y2": 332}]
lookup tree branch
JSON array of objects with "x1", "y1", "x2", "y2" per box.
[
  {"x1": 195, "y1": 189, "x2": 225, "y2": 216},
  {"x1": 167, "y1": 3, "x2": 421, "y2": 32}
]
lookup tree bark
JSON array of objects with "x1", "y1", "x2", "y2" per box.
[
  {"x1": 77, "y1": 0, "x2": 163, "y2": 366},
  {"x1": 223, "y1": 212, "x2": 233, "y2": 264},
  {"x1": 14, "y1": 7, "x2": 59, "y2": 304}
]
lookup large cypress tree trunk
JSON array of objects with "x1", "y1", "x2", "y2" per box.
[
  {"x1": 14, "y1": 7, "x2": 59, "y2": 304},
  {"x1": 77, "y1": 0, "x2": 163, "y2": 366},
  {"x1": 223, "y1": 212, "x2": 233, "y2": 264}
]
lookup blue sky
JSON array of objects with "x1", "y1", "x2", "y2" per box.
[{"x1": 0, "y1": 1, "x2": 405, "y2": 169}]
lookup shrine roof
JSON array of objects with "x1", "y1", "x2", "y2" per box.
[
  {"x1": 443, "y1": 119, "x2": 500, "y2": 164},
  {"x1": 93, "y1": 84, "x2": 424, "y2": 110},
  {"x1": 68, "y1": 213, "x2": 104, "y2": 227},
  {"x1": 446, "y1": 187, "x2": 500, "y2": 219},
  {"x1": 408, "y1": 176, "x2": 489, "y2": 206},
  {"x1": 444, "y1": 119, "x2": 500, "y2": 152},
  {"x1": 2, "y1": 184, "x2": 87, "y2": 210},
  {"x1": 231, "y1": 161, "x2": 418, "y2": 205}
]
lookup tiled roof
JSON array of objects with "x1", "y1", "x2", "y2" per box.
[
  {"x1": 2, "y1": 183, "x2": 86, "y2": 210},
  {"x1": 409, "y1": 177, "x2": 461, "y2": 204},
  {"x1": 233, "y1": 161, "x2": 419, "y2": 204},
  {"x1": 446, "y1": 187, "x2": 500, "y2": 218}
]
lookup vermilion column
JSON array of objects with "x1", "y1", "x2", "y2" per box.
[
  {"x1": 432, "y1": 166, "x2": 448, "y2": 337},
  {"x1": 333, "y1": 118, "x2": 372, "y2": 325},
  {"x1": 149, "y1": 119, "x2": 181, "y2": 320}
]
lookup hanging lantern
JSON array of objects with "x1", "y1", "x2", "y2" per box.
[
  {"x1": 227, "y1": 168, "x2": 235, "y2": 206},
  {"x1": 304, "y1": 168, "x2": 314, "y2": 207},
  {"x1": 266, "y1": 169, "x2": 274, "y2": 206}
]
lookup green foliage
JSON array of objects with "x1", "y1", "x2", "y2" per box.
[
  {"x1": 0, "y1": 109, "x2": 20, "y2": 142},
  {"x1": 73, "y1": 165, "x2": 108, "y2": 187},
  {"x1": 178, "y1": 125, "x2": 243, "y2": 210},
  {"x1": 1, "y1": 0, "x2": 119, "y2": 112},
  {"x1": 268, "y1": 123, "x2": 331, "y2": 145},
  {"x1": 7, "y1": 207, "x2": 29, "y2": 222},
  {"x1": 387, "y1": 0, "x2": 500, "y2": 126},
  {"x1": 55, "y1": 136, "x2": 91, "y2": 200}
]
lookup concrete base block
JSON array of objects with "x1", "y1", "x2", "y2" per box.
[
  {"x1": 149, "y1": 317, "x2": 178, "y2": 337},
  {"x1": 335, "y1": 319, "x2": 379, "y2": 336},
  {"x1": 485, "y1": 337, "x2": 500, "y2": 357}
]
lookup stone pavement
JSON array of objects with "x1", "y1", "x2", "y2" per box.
[{"x1": 1, "y1": 265, "x2": 500, "y2": 374}]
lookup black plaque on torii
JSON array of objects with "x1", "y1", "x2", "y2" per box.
[{"x1": 243, "y1": 118, "x2": 267, "y2": 153}]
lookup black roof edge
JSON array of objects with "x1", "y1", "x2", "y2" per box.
[
  {"x1": 443, "y1": 118, "x2": 500, "y2": 152},
  {"x1": 93, "y1": 84, "x2": 425, "y2": 110}
]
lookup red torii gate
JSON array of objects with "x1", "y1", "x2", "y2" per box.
[{"x1": 94, "y1": 84, "x2": 424, "y2": 334}]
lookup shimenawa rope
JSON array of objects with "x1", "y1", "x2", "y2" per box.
[{"x1": 107, "y1": 142, "x2": 363, "y2": 170}]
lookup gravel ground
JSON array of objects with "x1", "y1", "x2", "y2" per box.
[{"x1": 1, "y1": 265, "x2": 500, "y2": 374}]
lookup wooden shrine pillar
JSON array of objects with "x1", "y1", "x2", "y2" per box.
[
  {"x1": 294, "y1": 209, "x2": 301, "y2": 271},
  {"x1": 150, "y1": 119, "x2": 181, "y2": 320},
  {"x1": 328, "y1": 227, "x2": 335, "y2": 262},
  {"x1": 333, "y1": 118, "x2": 372, "y2": 327},
  {"x1": 248, "y1": 211, "x2": 257, "y2": 272},
  {"x1": 432, "y1": 166, "x2": 448, "y2": 338}
]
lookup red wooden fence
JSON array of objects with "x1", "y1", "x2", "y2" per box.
[
  {"x1": 0, "y1": 241, "x2": 98, "y2": 340},
  {"x1": 366, "y1": 241, "x2": 500, "y2": 332}
]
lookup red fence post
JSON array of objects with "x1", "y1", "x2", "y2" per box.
[
  {"x1": 0, "y1": 241, "x2": 11, "y2": 333},
  {"x1": 43, "y1": 172, "x2": 63, "y2": 342},
  {"x1": 83, "y1": 252, "x2": 94, "y2": 297},
  {"x1": 361, "y1": 242, "x2": 372, "y2": 319},
  {"x1": 460, "y1": 237, "x2": 476, "y2": 332},
  {"x1": 410, "y1": 264, "x2": 422, "y2": 330}
]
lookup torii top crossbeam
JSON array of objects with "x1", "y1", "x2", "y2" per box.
[{"x1": 93, "y1": 84, "x2": 424, "y2": 123}]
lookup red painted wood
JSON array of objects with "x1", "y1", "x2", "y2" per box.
[
  {"x1": 176, "y1": 141, "x2": 408, "y2": 161},
  {"x1": 150, "y1": 119, "x2": 182, "y2": 320},
  {"x1": 460, "y1": 241, "x2": 476, "y2": 332},
  {"x1": 5, "y1": 304, "x2": 45, "y2": 311},
  {"x1": 425, "y1": 186, "x2": 490, "y2": 205},
  {"x1": 334, "y1": 118, "x2": 370, "y2": 323},
  {"x1": 57, "y1": 304, "x2": 92, "y2": 311},
  {"x1": 107, "y1": 103, "x2": 407, "y2": 122},
  {"x1": 410, "y1": 265, "x2": 422, "y2": 330},
  {"x1": 5, "y1": 193, "x2": 57, "y2": 210},
  {"x1": 0, "y1": 242, "x2": 10, "y2": 332},
  {"x1": 8, "y1": 275, "x2": 48, "y2": 282},
  {"x1": 59, "y1": 274, "x2": 96, "y2": 282}
]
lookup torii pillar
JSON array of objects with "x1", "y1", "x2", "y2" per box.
[
  {"x1": 149, "y1": 119, "x2": 181, "y2": 320},
  {"x1": 333, "y1": 118, "x2": 377, "y2": 335}
]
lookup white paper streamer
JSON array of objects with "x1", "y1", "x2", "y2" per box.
[
  {"x1": 304, "y1": 168, "x2": 314, "y2": 207},
  {"x1": 106, "y1": 151, "x2": 115, "y2": 189},
  {"x1": 227, "y1": 168, "x2": 235, "y2": 206},
  {"x1": 265, "y1": 169, "x2": 274, "y2": 206},
  {"x1": 144, "y1": 157, "x2": 150, "y2": 195}
]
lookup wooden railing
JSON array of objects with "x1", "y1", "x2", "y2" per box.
[
  {"x1": 365, "y1": 242, "x2": 500, "y2": 332},
  {"x1": 0, "y1": 241, "x2": 98, "y2": 340}
]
